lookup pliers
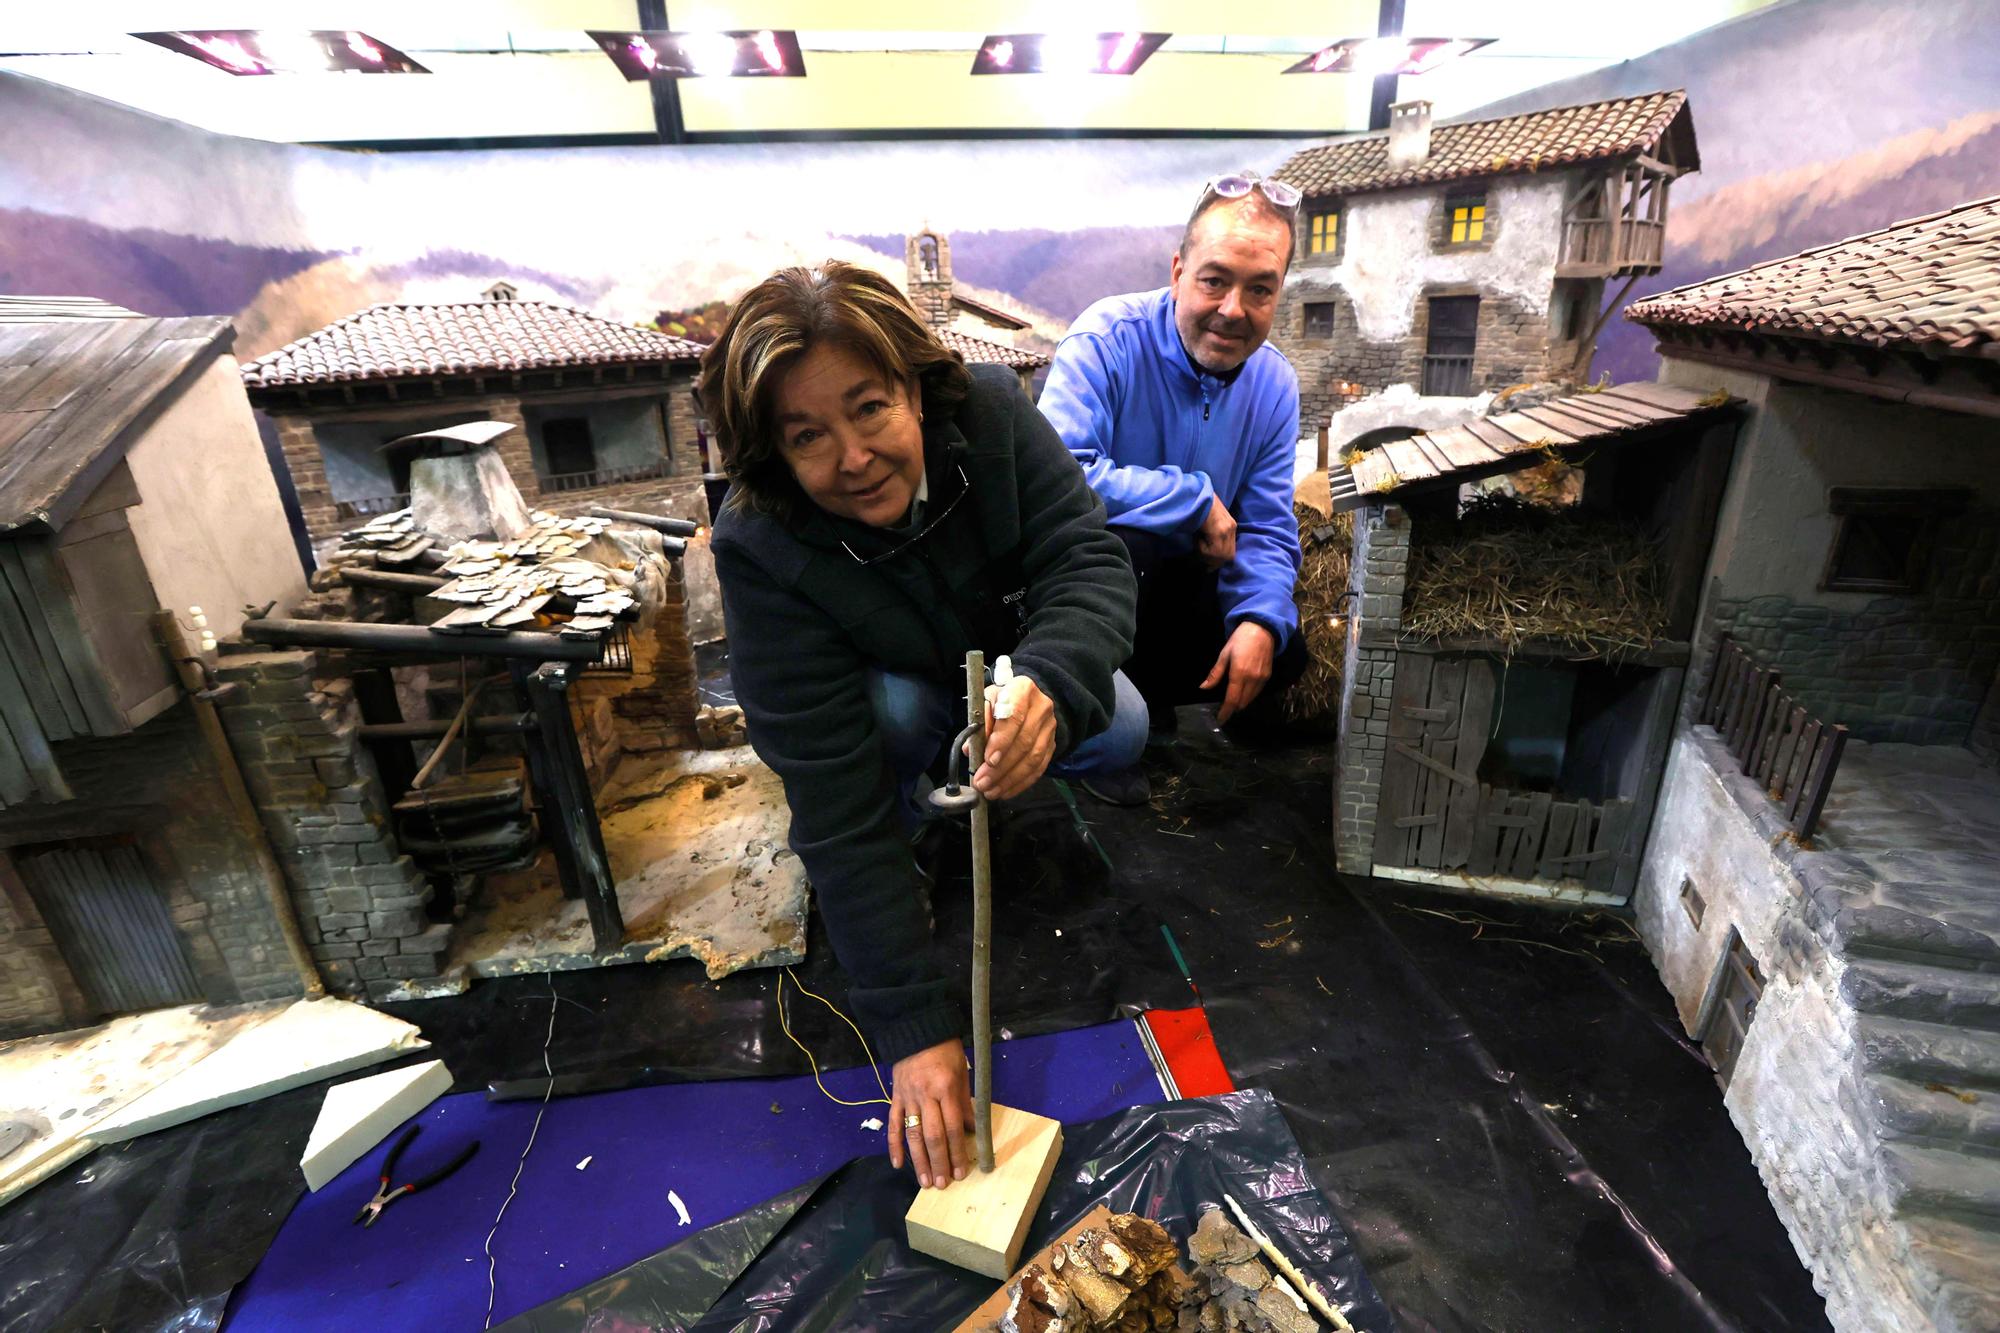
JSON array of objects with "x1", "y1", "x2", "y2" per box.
[{"x1": 353, "y1": 1124, "x2": 480, "y2": 1227}]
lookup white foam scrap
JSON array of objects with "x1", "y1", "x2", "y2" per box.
[
  {"x1": 575, "y1": 1155, "x2": 592, "y2": 1171},
  {"x1": 668, "y1": 1189, "x2": 691, "y2": 1226},
  {"x1": 861, "y1": 1117, "x2": 884, "y2": 1132}
]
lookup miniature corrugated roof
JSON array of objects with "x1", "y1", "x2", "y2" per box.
[
  {"x1": 1331, "y1": 382, "x2": 1731, "y2": 512},
  {"x1": 936, "y1": 328, "x2": 1050, "y2": 370},
  {"x1": 0, "y1": 313, "x2": 232, "y2": 534},
  {"x1": 1274, "y1": 90, "x2": 1695, "y2": 200},
  {"x1": 1627, "y1": 194, "x2": 2000, "y2": 357},
  {"x1": 242, "y1": 299, "x2": 708, "y2": 390}
]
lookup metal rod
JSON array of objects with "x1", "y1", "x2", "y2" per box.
[
  {"x1": 241, "y1": 617, "x2": 601, "y2": 662},
  {"x1": 337, "y1": 567, "x2": 449, "y2": 593},
  {"x1": 965, "y1": 649, "x2": 994, "y2": 1174},
  {"x1": 357, "y1": 714, "x2": 534, "y2": 741},
  {"x1": 583, "y1": 504, "x2": 699, "y2": 540}
]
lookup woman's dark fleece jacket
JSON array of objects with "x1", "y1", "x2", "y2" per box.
[{"x1": 711, "y1": 364, "x2": 1136, "y2": 1064}]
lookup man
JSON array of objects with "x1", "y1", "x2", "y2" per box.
[{"x1": 1039, "y1": 173, "x2": 1307, "y2": 798}]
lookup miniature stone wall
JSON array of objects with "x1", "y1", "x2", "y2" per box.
[
  {"x1": 570, "y1": 552, "x2": 701, "y2": 789},
  {"x1": 1689, "y1": 510, "x2": 2000, "y2": 744},
  {"x1": 212, "y1": 650, "x2": 448, "y2": 1000},
  {"x1": 0, "y1": 703, "x2": 308, "y2": 1034},
  {"x1": 1636, "y1": 727, "x2": 1961, "y2": 1331},
  {"x1": 1970, "y1": 667, "x2": 2000, "y2": 768},
  {"x1": 1334, "y1": 502, "x2": 1408, "y2": 875}
]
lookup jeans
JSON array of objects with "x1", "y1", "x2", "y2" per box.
[{"x1": 865, "y1": 667, "x2": 1148, "y2": 824}]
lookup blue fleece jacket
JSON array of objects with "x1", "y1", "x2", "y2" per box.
[{"x1": 1039, "y1": 287, "x2": 1303, "y2": 650}]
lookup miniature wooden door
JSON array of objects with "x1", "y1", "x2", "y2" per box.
[
  {"x1": 17, "y1": 841, "x2": 202, "y2": 1016},
  {"x1": 1375, "y1": 655, "x2": 1495, "y2": 871}
]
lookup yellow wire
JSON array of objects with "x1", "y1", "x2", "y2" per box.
[{"x1": 776, "y1": 967, "x2": 892, "y2": 1109}]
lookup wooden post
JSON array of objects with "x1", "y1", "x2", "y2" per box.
[
  {"x1": 154, "y1": 613, "x2": 324, "y2": 998},
  {"x1": 519, "y1": 662, "x2": 624, "y2": 951},
  {"x1": 964, "y1": 649, "x2": 995, "y2": 1172}
]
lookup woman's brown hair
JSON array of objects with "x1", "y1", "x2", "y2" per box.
[{"x1": 697, "y1": 261, "x2": 973, "y2": 522}]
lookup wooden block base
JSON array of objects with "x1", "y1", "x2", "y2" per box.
[{"x1": 906, "y1": 1103, "x2": 1063, "y2": 1279}]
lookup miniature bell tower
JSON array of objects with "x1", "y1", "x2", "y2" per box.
[{"x1": 906, "y1": 228, "x2": 954, "y2": 329}]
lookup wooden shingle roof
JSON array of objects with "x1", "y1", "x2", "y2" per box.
[
  {"x1": 1627, "y1": 194, "x2": 2000, "y2": 357},
  {"x1": 1331, "y1": 382, "x2": 1732, "y2": 511},
  {"x1": 0, "y1": 313, "x2": 231, "y2": 534},
  {"x1": 242, "y1": 299, "x2": 708, "y2": 392},
  {"x1": 1274, "y1": 90, "x2": 1695, "y2": 201}
]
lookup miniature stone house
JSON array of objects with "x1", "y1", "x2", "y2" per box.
[
  {"x1": 903, "y1": 227, "x2": 1052, "y2": 391},
  {"x1": 1328, "y1": 382, "x2": 1739, "y2": 905},
  {"x1": 0, "y1": 300, "x2": 311, "y2": 1035},
  {"x1": 242, "y1": 291, "x2": 713, "y2": 544},
  {"x1": 1270, "y1": 90, "x2": 1699, "y2": 438},
  {"x1": 1624, "y1": 196, "x2": 2000, "y2": 1332}
]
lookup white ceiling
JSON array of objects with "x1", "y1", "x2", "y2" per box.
[{"x1": 0, "y1": 2, "x2": 1782, "y2": 144}]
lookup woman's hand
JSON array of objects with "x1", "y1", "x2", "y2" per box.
[
  {"x1": 974, "y1": 675, "x2": 1057, "y2": 800},
  {"x1": 888, "y1": 1038, "x2": 974, "y2": 1189}
]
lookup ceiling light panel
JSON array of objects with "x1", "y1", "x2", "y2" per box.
[
  {"x1": 588, "y1": 29, "x2": 806, "y2": 79},
  {"x1": 132, "y1": 30, "x2": 427, "y2": 75}
]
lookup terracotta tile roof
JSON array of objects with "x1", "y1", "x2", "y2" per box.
[
  {"x1": 242, "y1": 299, "x2": 706, "y2": 390},
  {"x1": 1627, "y1": 195, "x2": 2000, "y2": 356},
  {"x1": 936, "y1": 328, "x2": 1050, "y2": 370},
  {"x1": 1333, "y1": 381, "x2": 1732, "y2": 509},
  {"x1": 1274, "y1": 90, "x2": 1694, "y2": 200}
]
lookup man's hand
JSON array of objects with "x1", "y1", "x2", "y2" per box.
[
  {"x1": 1202, "y1": 621, "x2": 1277, "y2": 724},
  {"x1": 974, "y1": 674, "x2": 1056, "y2": 800},
  {"x1": 887, "y1": 1038, "x2": 974, "y2": 1189},
  {"x1": 1197, "y1": 496, "x2": 1237, "y2": 569}
]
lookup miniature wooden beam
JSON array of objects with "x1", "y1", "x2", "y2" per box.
[
  {"x1": 241, "y1": 617, "x2": 601, "y2": 662},
  {"x1": 583, "y1": 504, "x2": 699, "y2": 539}
]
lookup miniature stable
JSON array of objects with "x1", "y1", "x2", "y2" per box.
[{"x1": 1328, "y1": 380, "x2": 1739, "y2": 906}]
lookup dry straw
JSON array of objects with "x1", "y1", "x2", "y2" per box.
[
  {"x1": 1401, "y1": 493, "x2": 1666, "y2": 652},
  {"x1": 1283, "y1": 503, "x2": 1352, "y2": 727}
]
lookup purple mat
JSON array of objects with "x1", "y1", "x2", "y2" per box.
[{"x1": 223, "y1": 1018, "x2": 1163, "y2": 1330}]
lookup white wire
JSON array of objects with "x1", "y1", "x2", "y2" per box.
[{"x1": 483, "y1": 972, "x2": 559, "y2": 1328}]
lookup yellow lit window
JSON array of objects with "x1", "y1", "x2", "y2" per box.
[
  {"x1": 1309, "y1": 209, "x2": 1340, "y2": 255},
  {"x1": 1450, "y1": 201, "x2": 1487, "y2": 244}
]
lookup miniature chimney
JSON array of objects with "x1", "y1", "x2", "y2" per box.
[
  {"x1": 389, "y1": 421, "x2": 534, "y2": 543},
  {"x1": 1387, "y1": 100, "x2": 1433, "y2": 167},
  {"x1": 905, "y1": 228, "x2": 954, "y2": 329},
  {"x1": 483, "y1": 280, "x2": 519, "y2": 302}
]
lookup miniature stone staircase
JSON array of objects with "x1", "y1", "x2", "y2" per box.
[{"x1": 1843, "y1": 943, "x2": 2000, "y2": 1327}]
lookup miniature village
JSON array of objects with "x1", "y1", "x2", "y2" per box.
[{"x1": 2, "y1": 7, "x2": 1998, "y2": 1331}]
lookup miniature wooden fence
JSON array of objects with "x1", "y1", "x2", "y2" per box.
[{"x1": 1698, "y1": 635, "x2": 1848, "y2": 843}]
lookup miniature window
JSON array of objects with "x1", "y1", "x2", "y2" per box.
[
  {"x1": 542, "y1": 417, "x2": 597, "y2": 479},
  {"x1": 1699, "y1": 930, "x2": 1765, "y2": 1088},
  {"x1": 1446, "y1": 195, "x2": 1487, "y2": 245},
  {"x1": 1307, "y1": 207, "x2": 1340, "y2": 257},
  {"x1": 1822, "y1": 488, "x2": 1967, "y2": 594},
  {"x1": 1680, "y1": 876, "x2": 1706, "y2": 928},
  {"x1": 1303, "y1": 302, "x2": 1336, "y2": 339}
]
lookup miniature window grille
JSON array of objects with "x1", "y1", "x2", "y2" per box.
[
  {"x1": 1822, "y1": 488, "x2": 1967, "y2": 594},
  {"x1": 583, "y1": 623, "x2": 635, "y2": 675},
  {"x1": 1700, "y1": 931, "x2": 1765, "y2": 1088},
  {"x1": 1421, "y1": 295, "x2": 1478, "y2": 396},
  {"x1": 1308, "y1": 208, "x2": 1340, "y2": 256},
  {"x1": 1448, "y1": 197, "x2": 1487, "y2": 245},
  {"x1": 1303, "y1": 303, "x2": 1336, "y2": 339}
]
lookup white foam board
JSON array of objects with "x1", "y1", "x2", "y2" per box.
[
  {"x1": 89, "y1": 998, "x2": 428, "y2": 1145},
  {"x1": 301, "y1": 1059, "x2": 453, "y2": 1192}
]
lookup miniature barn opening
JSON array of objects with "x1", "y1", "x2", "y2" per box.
[{"x1": 4, "y1": 5, "x2": 2000, "y2": 1331}]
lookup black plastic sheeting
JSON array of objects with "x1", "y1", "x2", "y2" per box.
[
  {"x1": 501, "y1": 1090, "x2": 1392, "y2": 1333},
  {"x1": 0, "y1": 1081, "x2": 320, "y2": 1333},
  {"x1": 1, "y1": 714, "x2": 1830, "y2": 1331}
]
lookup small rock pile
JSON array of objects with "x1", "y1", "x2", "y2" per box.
[{"x1": 998, "y1": 1210, "x2": 1319, "y2": 1333}]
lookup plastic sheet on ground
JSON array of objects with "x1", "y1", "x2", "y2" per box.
[{"x1": 501, "y1": 1088, "x2": 1392, "y2": 1332}]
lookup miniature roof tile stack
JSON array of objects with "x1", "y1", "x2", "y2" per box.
[
  {"x1": 1274, "y1": 89, "x2": 1691, "y2": 199},
  {"x1": 241, "y1": 299, "x2": 708, "y2": 388},
  {"x1": 337, "y1": 508, "x2": 642, "y2": 639},
  {"x1": 935, "y1": 327, "x2": 1053, "y2": 370},
  {"x1": 1627, "y1": 194, "x2": 2000, "y2": 356}
]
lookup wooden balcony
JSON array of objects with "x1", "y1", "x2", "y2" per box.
[
  {"x1": 1558, "y1": 217, "x2": 1666, "y2": 278},
  {"x1": 538, "y1": 459, "x2": 674, "y2": 495}
]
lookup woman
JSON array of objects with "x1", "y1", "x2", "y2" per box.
[{"x1": 702, "y1": 263, "x2": 1142, "y2": 1192}]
